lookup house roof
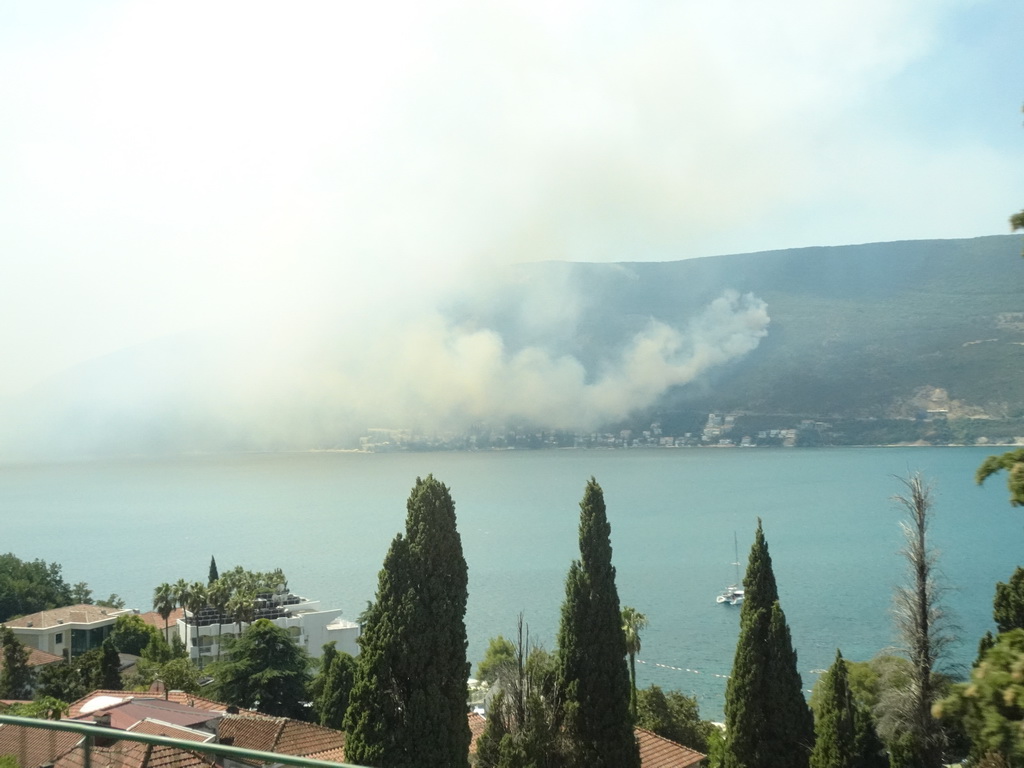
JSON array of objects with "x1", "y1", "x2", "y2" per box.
[
  {"x1": 3, "y1": 604, "x2": 130, "y2": 629},
  {"x1": 128, "y1": 718, "x2": 214, "y2": 742},
  {"x1": 0, "y1": 643, "x2": 63, "y2": 670},
  {"x1": 0, "y1": 722, "x2": 81, "y2": 767},
  {"x1": 465, "y1": 715, "x2": 706, "y2": 768},
  {"x1": 50, "y1": 739, "x2": 217, "y2": 768},
  {"x1": 635, "y1": 727, "x2": 707, "y2": 768},
  {"x1": 217, "y1": 714, "x2": 346, "y2": 759},
  {"x1": 137, "y1": 608, "x2": 185, "y2": 630},
  {"x1": 70, "y1": 698, "x2": 222, "y2": 731},
  {"x1": 67, "y1": 690, "x2": 255, "y2": 719},
  {"x1": 468, "y1": 711, "x2": 487, "y2": 753}
]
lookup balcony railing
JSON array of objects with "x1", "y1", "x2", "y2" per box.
[{"x1": 0, "y1": 714, "x2": 366, "y2": 768}]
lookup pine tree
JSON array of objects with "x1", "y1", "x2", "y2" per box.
[
  {"x1": 724, "y1": 519, "x2": 813, "y2": 768},
  {"x1": 344, "y1": 475, "x2": 470, "y2": 768},
  {"x1": 811, "y1": 650, "x2": 859, "y2": 768},
  {"x1": 0, "y1": 626, "x2": 32, "y2": 699},
  {"x1": 207, "y1": 618, "x2": 312, "y2": 719},
  {"x1": 208, "y1": 555, "x2": 219, "y2": 585},
  {"x1": 310, "y1": 642, "x2": 356, "y2": 730},
  {"x1": 557, "y1": 478, "x2": 639, "y2": 768},
  {"x1": 99, "y1": 637, "x2": 122, "y2": 691}
]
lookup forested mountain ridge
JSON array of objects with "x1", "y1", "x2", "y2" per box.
[
  {"x1": 491, "y1": 235, "x2": 1024, "y2": 427},
  {"x1": 4, "y1": 235, "x2": 1023, "y2": 456}
]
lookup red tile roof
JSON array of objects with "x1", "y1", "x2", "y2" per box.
[
  {"x1": 466, "y1": 715, "x2": 706, "y2": 768},
  {"x1": 50, "y1": 739, "x2": 217, "y2": 768},
  {"x1": 3, "y1": 604, "x2": 129, "y2": 629},
  {"x1": 468, "y1": 711, "x2": 487, "y2": 753},
  {"x1": 635, "y1": 727, "x2": 706, "y2": 768},
  {"x1": 138, "y1": 609, "x2": 185, "y2": 631},
  {"x1": 217, "y1": 714, "x2": 346, "y2": 759},
  {"x1": 0, "y1": 722, "x2": 81, "y2": 767},
  {"x1": 0, "y1": 643, "x2": 64, "y2": 670}
]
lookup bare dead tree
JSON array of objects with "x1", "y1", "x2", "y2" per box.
[{"x1": 875, "y1": 473, "x2": 955, "y2": 768}]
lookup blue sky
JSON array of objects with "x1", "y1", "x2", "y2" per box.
[{"x1": 1, "y1": 0, "x2": 1022, "y2": 436}]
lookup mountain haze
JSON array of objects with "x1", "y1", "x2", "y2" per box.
[{"x1": 2, "y1": 235, "x2": 1022, "y2": 457}]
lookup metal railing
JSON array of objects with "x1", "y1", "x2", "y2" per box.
[{"x1": 0, "y1": 714, "x2": 366, "y2": 768}]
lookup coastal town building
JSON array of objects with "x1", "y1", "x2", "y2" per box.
[
  {"x1": 2, "y1": 603, "x2": 134, "y2": 658},
  {"x1": 177, "y1": 590, "x2": 360, "y2": 667}
]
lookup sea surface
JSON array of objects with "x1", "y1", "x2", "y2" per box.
[{"x1": 2, "y1": 446, "x2": 1022, "y2": 720}]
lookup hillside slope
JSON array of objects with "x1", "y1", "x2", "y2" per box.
[{"x1": 498, "y1": 235, "x2": 1024, "y2": 421}]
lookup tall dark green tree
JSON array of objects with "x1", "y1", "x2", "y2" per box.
[
  {"x1": 207, "y1": 618, "x2": 312, "y2": 719},
  {"x1": 310, "y1": 641, "x2": 357, "y2": 730},
  {"x1": 208, "y1": 556, "x2": 219, "y2": 585},
  {"x1": 810, "y1": 650, "x2": 860, "y2": 768},
  {"x1": 724, "y1": 519, "x2": 813, "y2": 768},
  {"x1": 557, "y1": 478, "x2": 639, "y2": 768},
  {"x1": 99, "y1": 637, "x2": 122, "y2": 691},
  {"x1": 0, "y1": 626, "x2": 32, "y2": 699},
  {"x1": 344, "y1": 475, "x2": 471, "y2": 768}
]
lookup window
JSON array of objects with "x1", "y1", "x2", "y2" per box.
[{"x1": 55, "y1": 632, "x2": 63, "y2": 644}]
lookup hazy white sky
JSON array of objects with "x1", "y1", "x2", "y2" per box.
[{"x1": 1, "y1": 0, "x2": 1022, "y2": 415}]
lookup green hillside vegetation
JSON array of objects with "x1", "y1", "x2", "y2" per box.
[{"x1": 475, "y1": 235, "x2": 1024, "y2": 434}]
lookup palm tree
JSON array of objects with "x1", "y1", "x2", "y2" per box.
[
  {"x1": 621, "y1": 605, "x2": 649, "y2": 721},
  {"x1": 208, "y1": 580, "x2": 231, "y2": 661},
  {"x1": 153, "y1": 583, "x2": 175, "y2": 644},
  {"x1": 185, "y1": 582, "x2": 207, "y2": 621},
  {"x1": 226, "y1": 589, "x2": 255, "y2": 636},
  {"x1": 173, "y1": 578, "x2": 191, "y2": 618}
]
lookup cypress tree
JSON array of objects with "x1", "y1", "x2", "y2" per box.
[
  {"x1": 724, "y1": 519, "x2": 813, "y2": 768},
  {"x1": 0, "y1": 626, "x2": 32, "y2": 699},
  {"x1": 344, "y1": 475, "x2": 470, "y2": 768},
  {"x1": 557, "y1": 477, "x2": 639, "y2": 768},
  {"x1": 208, "y1": 555, "x2": 219, "y2": 585},
  {"x1": 811, "y1": 650, "x2": 859, "y2": 768}
]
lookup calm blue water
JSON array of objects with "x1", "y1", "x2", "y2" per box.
[{"x1": 1, "y1": 446, "x2": 1020, "y2": 720}]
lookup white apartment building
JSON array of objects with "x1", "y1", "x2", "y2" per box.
[{"x1": 177, "y1": 591, "x2": 360, "y2": 667}]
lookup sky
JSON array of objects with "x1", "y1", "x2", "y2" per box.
[{"x1": 1, "y1": 0, "x2": 1022, "y2": 452}]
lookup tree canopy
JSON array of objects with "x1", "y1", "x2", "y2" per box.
[
  {"x1": 635, "y1": 685, "x2": 714, "y2": 754},
  {"x1": 557, "y1": 478, "x2": 639, "y2": 768},
  {"x1": 0, "y1": 553, "x2": 75, "y2": 622},
  {"x1": 724, "y1": 519, "x2": 813, "y2": 768},
  {"x1": 344, "y1": 475, "x2": 471, "y2": 768},
  {"x1": 0, "y1": 626, "x2": 32, "y2": 700},
  {"x1": 937, "y1": 628, "x2": 1024, "y2": 766},
  {"x1": 207, "y1": 618, "x2": 312, "y2": 720}
]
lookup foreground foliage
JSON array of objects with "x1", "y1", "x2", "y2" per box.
[
  {"x1": 723, "y1": 519, "x2": 813, "y2": 768},
  {"x1": 937, "y1": 629, "x2": 1024, "y2": 766},
  {"x1": 344, "y1": 475, "x2": 471, "y2": 768},
  {"x1": 207, "y1": 618, "x2": 311, "y2": 719},
  {"x1": 635, "y1": 684, "x2": 715, "y2": 754},
  {"x1": 557, "y1": 478, "x2": 639, "y2": 768},
  {"x1": 477, "y1": 618, "x2": 563, "y2": 768}
]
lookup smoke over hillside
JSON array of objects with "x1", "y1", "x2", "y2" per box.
[{"x1": 0, "y1": 267, "x2": 769, "y2": 457}]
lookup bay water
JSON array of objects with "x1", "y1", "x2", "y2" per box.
[{"x1": 2, "y1": 446, "x2": 1021, "y2": 720}]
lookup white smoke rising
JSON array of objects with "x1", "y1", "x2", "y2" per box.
[{"x1": 0, "y1": 283, "x2": 770, "y2": 455}]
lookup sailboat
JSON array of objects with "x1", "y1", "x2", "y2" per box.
[{"x1": 716, "y1": 532, "x2": 745, "y2": 605}]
